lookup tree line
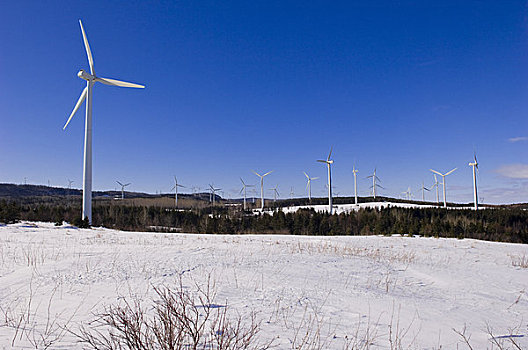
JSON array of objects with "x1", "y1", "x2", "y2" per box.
[{"x1": 0, "y1": 199, "x2": 527, "y2": 244}]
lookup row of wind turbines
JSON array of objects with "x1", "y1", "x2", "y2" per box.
[{"x1": 62, "y1": 20, "x2": 480, "y2": 224}]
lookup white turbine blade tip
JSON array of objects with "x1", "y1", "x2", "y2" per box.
[
  {"x1": 63, "y1": 87, "x2": 88, "y2": 129},
  {"x1": 79, "y1": 20, "x2": 95, "y2": 75},
  {"x1": 96, "y1": 77, "x2": 145, "y2": 88}
]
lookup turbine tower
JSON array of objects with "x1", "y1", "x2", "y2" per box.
[
  {"x1": 317, "y1": 148, "x2": 334, "y2": 214},
  {"x1": 419, "y1": 181, "x2": 430, "y2": 202},
  {"x1": 290, "y1": 186, "x2": 294, "y2": 200},
  {"x1": 468, "y1": 153, "x2": 479, "y2": 210},
  {"x1": 116, "y1": 181, "x2": 131, "y2": 199},
  {"x1": 352, "y1": 166, "x2": 359, "y2": 205},
  {"x1": 253, "y1": 170, "x2": 273, "y2": 210},
  {"x1": 209, "y1": 184, "x2": 221, "y2": 205},
  {"x1": 240, "y1": 178, "x2": 254, "y2": 211},
  {"x1": 402, "y1": 187, "x2": 412, "y2": 201},
  {"x1": 430, "y1": 168, "x2": 457, "y2": 208},
  {"x1": 63, "y1": 20, "x2": 145, "y2": 224},
  {"x1": 366, "y1": 169, "x2": 383, "y2": 199},
  {"x1": 303, "y1": 172, "x2": 319, "y2": 203},
  {"x1": 171, "y1": 176, "x2": 185, "y2": 207}
]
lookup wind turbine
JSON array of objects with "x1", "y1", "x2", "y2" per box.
[
  {"x1": 419, "y1": 181, "x2": 430, "y2": 202},
  {"x1": 240, "y1": 178, "x2": 254, "y2": 211},
  {"x1": 468, "y1": 153, "x2": 479, "y2": 210},
  {"x1": 63, "y1": 20, "x2": 145, "y2": 224},
  {"x1": 317, "y1": 148, "x2": 334, "y2": 214},
  {"x1": 431, "y1": 174, "x2": 440, "y2": 204},
  {"x1": 402, "y1": 187, "x2": 412, "y2": 201},
  {"x1": 253, "y1": 170, "x2": 273, "y2": 210},
  {"x1": 116, "y1": 181, "x2": 131, "y2": 199},
  {"x1": 366, "y1": 169, "x2": 383, "y2": 199},
  {"x1": 68, "y1": 179, "x2": 74, "y2": 190},
  {"x1": 352, "y1": 166, "x2": 359, "y2": 205},
  {"x1": 290, "y1": 186, "x2": 294, "y2": 200},
  {"x1": 209, "y1": 184, "x2": 221, "y2": 205},
  {"x1": 171, "y1": 176, "x2": 185, "y2": 207},
  {"x1": 303, "y1": 172, "x2": 319, "y2": 203},
  {"x1": 430, "y1": 168, "x2": 457, "y2": 208},
  {"x1": 269, "y1": 185, "x2": 280, "y2": 202}
]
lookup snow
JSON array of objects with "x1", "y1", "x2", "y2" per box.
[
  {"x1": 0, "y1": 222, "x2": 527, "y2": 349},
  {"x1": 254, "y1": 201, "x2": 437, "y2": 215}
]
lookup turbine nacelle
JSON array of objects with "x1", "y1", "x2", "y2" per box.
[{"x1": 77, "y1": 69, "x2": 94, "y2": 81}]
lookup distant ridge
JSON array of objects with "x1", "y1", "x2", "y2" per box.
[{"x1": 0, "y1": 183, "x2": 150, "y2": 199}]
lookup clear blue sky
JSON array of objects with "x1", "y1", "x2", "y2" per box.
[{"x1": 1, "y1": 1, "x2": 527, "y2": 204}]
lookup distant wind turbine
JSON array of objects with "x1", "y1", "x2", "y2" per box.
[
  {"x1": 63, "y1": 20, "x2": 145, "y2": 224},
  {"x1": 240, "y1": 178, "x2": 254, "y2": 211},
  {"x1": 68, "y1": 179, "x2": 74, "y2": 190},
  {"x1": 116, "y1": 181, "x2": 131, "y2": 199},
  {"x1": 352, "y1": 166, "x2": 359, "y2": 205},
  {"x1": 430, "y1": 168, "x2": 457, "y2": 208},
  {"x1": 468, "y1": 153, "x2": 479, "y2": 210},
  {"x1": 303, "y1": 172, "x2": 319, "y2": 203},
  {"x1": 269, "y1": 185, "x2": 280, "y2": 202},
  {"x1": 209, "y1": 184, "x2": 221, "y2": 205},
  {"x1": 171, "y1": 176, "x2": 185, "y2": 207},
  {"x1": 290, "y1": 186, "x2": 294, "y2": 200},
  {"x1": 401, "y1": 187, "x2": 412, "y2": 201},
  {"x1": 253, "y1": 170, "x2": 273, "y2": 210},
  {"x1": 431, "y1": 174, "x2": 440, "y2": 204},
  {"x1": 317, "y1": 148, "x2": 334, "y2": 214},
  {"x1": 366, "y1": 169, "x2": 383, "y2": 199},
  {"x1": 419, "y1": 181, "x2": 430, "y2": 202}
]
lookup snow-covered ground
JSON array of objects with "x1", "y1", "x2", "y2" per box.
[{"x1": 0, "y1": 222, "x2": 527, "y2": 349}]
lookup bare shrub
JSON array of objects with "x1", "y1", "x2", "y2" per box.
[
  {"x1": 510, "y1": 253, "x2": 528, "y2": 268},
  {"x1": 73, "y1": 277, "x2": 271, "y2": 349}
]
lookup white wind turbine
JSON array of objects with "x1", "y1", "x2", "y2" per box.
[
  {"x1": 209, "y1": 184, "x2": 221, "y2": 205},
  {"x1": 239, "y1": 178, "x2": 254, "y2": 211},
  {"x1": 402, "y1": 187, "x2": 412, "y2": 201},
  {"x1": 290, "y1": 186, "x2": 294, "y2": 200},
  {"x1": 253, "y1": 170, "x2": 273, "y2": 210},
  {"x1": 468, "y1": 153, "x2": 479, "y2": 210},
  {"x1": 67, "y1": 179, "x2": 74, "y2": 190},
  {"x1": 269, "y1": 185, "x2": 280, "y2": 202},
  {"x1": 63, "y1": 20, "x2": 145, "y2": 224},
  {"x1": 352, "y1": 166, "x2": 359, "y2": 205},
  {"x1": 303, "y1": 172, "x2": 319, "y2": 203},
  {"x1": 171, "y1": 176, "x2": 185, "y2": 207},
  {"x1": 116, "y1": 181, "x2": 131, "y2": 199},
  {"x1": 366, "y1": 169, "x2": 383, "y2": 199},
  {"x1": 431, "y1": 174, "x2": 440, "y2": 204},
  {"x1": 430, "y1": 168, "x2": 457, "y2": 208},
  {"x1": 419, "y1": 181, "x2": 430, "y2": 202},
  {"x1": 317, "y1": 148, "x2": 334, "y2": 214}
]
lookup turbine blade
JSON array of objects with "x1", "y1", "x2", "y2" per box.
[
  {"x1": 430, "y1": 169, "x2": 443, "y2": 176},
  {"x1": 445, "y1": 168, "x2": 457, "y2": 176},
  {"x1": 327, "y1": 146, "x2": 333, "y2": 161},
  {"x1": 125, "y1": 183, "x2": 131, "y2": 186},
  {"x1": 116, "y1": 181, "x2": 124, "y2": 186},
  {"x1": 79, "y1": 20, "x2": 95, "y2": 75},
  {"x1": 312, "y1": 177, "x2": 319, "y2": 180},
  {"x1": 252, "y1": 170, "x2": 261, "y2": 177},
  {"x1": 303, "y1": 172, "x2": 309, "y2": 179},
  {"x1": 63, "y1": 87, "x2": 88, "y2": 129},
  {"x1": 317, "y1": 160, "x2": 327, "y2": 163},
  {"x1": 263, "y1": 170, "x2": 273, "y2": 177},
  {"x1": 95, "y1": 77, "x2": 145, "y2": 88},
  {"x1": 240, "y1": 177, "x2": 245, "y2": 185}
]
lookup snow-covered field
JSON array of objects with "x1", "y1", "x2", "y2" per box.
[{"x1": 0, "y1": 222, "x2": 527, "y2": 349}]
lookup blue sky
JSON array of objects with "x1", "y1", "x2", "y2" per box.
[{"x1": 1, "y1": 1, "x2": 527, "y2": 204}]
